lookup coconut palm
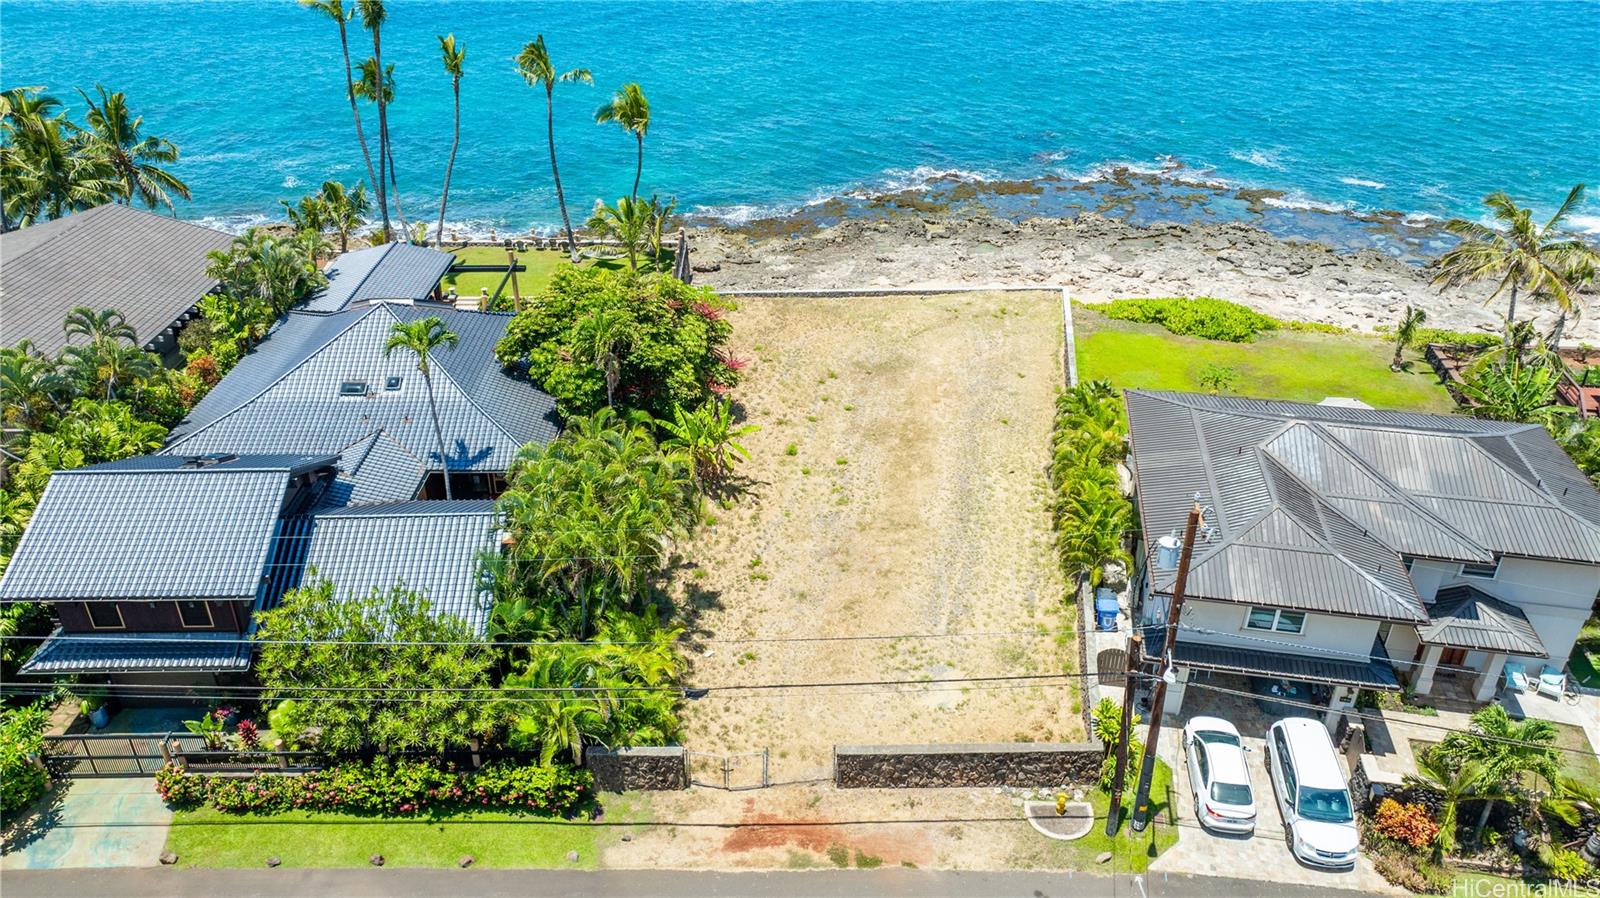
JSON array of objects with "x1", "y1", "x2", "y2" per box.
[
  {"x1": 75, "y1": 85, "x2": 189, "y2": 211},
  {"x1": 1405, "y1": 747, "x2": 1493, "y2": 860},
  {"x1": 516, "y1": 36, "x2": 592, "y2": 263},
  {"x1": 383, "y1": 317, "x2": 459, "y2": 499},
  {"x1": 434, "y1": 34, "x2": 465, "y2": 249},
  {"x1": 351, "y1": 54, "x2": 404, "y2": 238},
  {"x1": 587, "y1": 196, "x2": 650, "y2": 271},
  {"x1": 574, "y1": 308, "x2": 632, "y2": 407},
  {"x1": 300, "y1": 0, "x2": 380, "y2": 222},
  {"x1": 1, "y1": 90, "x2": 114, "y2": 227},
  {"x1": 645, "y1": 194, "x2": 677, "y2": 271},
  {"x1": 1391, "y1": 305, "x2": 1427, "y2": 372},
  {"x1": 0, "y1": 342, "x2": 67, "y2": 431},
  {"x1": 320, "y1": 180, "x2": 369, "y2": 252},
  {"x1": 1439, "y1": 703, "x2": 1562, "y2": 841},
  {"x1": 656, "y1": 398, "x2": 759, "y2": 493},
  {"x1": 1435, "y1": 185, "x2": 1599, "y2": 353},
  {"x1": 355, "y1": 0, "x2": 392, "y2": 239},
  {"x1": 594, "y1": 83, "x2": 650, "y2": 201}
]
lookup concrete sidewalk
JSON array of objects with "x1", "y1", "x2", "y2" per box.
[
  {"x1": 0, "y1": 867, "x2": 1388, "y2": 898},
  {"x1": 0, "y1": 777, "x2": 171, "y2": 870}
]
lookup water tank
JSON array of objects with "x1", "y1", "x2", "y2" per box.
[{"x1": 1156, "y1": 535, "x2": 1182, "y2": 571}]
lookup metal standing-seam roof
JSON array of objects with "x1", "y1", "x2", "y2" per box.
[
  {"x1": 0, "y1": 204, "x2": 232, "y2": 355},
  {"x1": 1418, "y1": 585, "x2": 1549, "y2": 658},
  {"x1": 1143, "y1": 625, "x2": 1401, "y2": 690},
  {"x1": 164, "y1": 304, "x2": 559, "y2": 474},
  {"x1": 293, "y1": 500, "x2": 500, "y2": 632},
  {"x1": 1125, "y1": 390, "x2": 1600, "y2": 621},
  {"x1": 0, "y1": 454, "x2": 337, "y2": 602},
  {"x1": 302, "y1": 242, "x2": 455, "y2": 312}
]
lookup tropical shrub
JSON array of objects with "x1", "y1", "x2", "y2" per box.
[
  {"x1": 1374, "y1": 798, "x2": 1440, "y2": 850},
  {"x1": 1393, "y1": 326, "x2": 1501, "y2": 350},
  {"x1": 0, "y1": 702, "x2": 51, "y2": 815},
  {"x1": 154, "y1": 759, "x2": 591, "y2": 817},
  {"x1": 495, "y1": 267, "x2": 739, "y2": 419},
  {"x1": 1542, "y1": 847, "x2": 1593, "y2": 884},
  {"x1": 1460, "y1": 358, "x2": 1567, "y2": 425},
  {"x1": 1084, "y1": 297, "x2": 1279, "y2": 342},
  {"x1": 1089, "y1": 697, "x2": 1139, "y2": 754},
  {"x1": 1197, "y1": 363, "x2": 1240, "y2": 394},
  {"x1": 1098, "y1": 742, "x2": 1142, "y2": 795},
  {"x1": 1050, "y1": 381, "x2": 1133, "y2": 589}
]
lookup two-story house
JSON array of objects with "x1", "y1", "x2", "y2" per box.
[{"x1": 1124, "y1": 390, "x2": 1600, "y2": 730}]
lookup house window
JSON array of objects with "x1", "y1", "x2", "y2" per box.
[
  {"x1": 84, "y1": 602, "x2": 125, "y2": 630},
  {"x1": 1460, "y1": 560, "x2": 1499, "y2": 580},
  {"x1": 385, "y1": 376, "x2": 403, "y2": 391},
  {"x1": 176, "y1": 601, "x2": 214, "y2": 629},
  {"x1": 339, "y1": 380, "x2": 368, "y2": 397},
  {"x1": 1246, "y1": 607, "x2": 1306, "y2": 635}
]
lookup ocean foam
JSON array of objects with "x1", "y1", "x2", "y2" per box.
[
  {"x1": 1568, "y1": 214, "x2": 1600, "y2": 235},
  {"x1": 1229, "y1": 149, "x2": 1285, "y2": 171},
  {"x1": 1339, "y1": 176, "x2": 1387, "y2": 189}
]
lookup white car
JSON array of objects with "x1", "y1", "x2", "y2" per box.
[
  {"x1": 1265, "y1": 717, "x2": 1360, "y2": 868},
  {"x1": 1182, "y1": 716, "x2": 1257, "y2": 834}
]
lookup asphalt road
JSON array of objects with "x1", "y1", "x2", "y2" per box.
[{"x1": 1, "y1": 867, "x2": 1386, "y2": 898}]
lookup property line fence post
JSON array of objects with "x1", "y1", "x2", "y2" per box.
[{"x1": 1062, "y1": 288, "x2": 1078, "y2": 387}]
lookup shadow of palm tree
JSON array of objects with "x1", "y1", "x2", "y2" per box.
[{"x1": 0, "y1": 780, "x2": 69, "y2": 855}]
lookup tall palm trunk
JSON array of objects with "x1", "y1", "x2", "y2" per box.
[
  {"x1": 371, "y1": 28, "x2": 392, "y2": 240},
  {"x1": 545, "y1": 85, "x2": 580, "y2": 263},
  {"x1": 631, "y1": 133, "x2": 642, "y2": 202},
  {"x1": 1503, "y1": 283, "x2": 1519, "y2": 355},
  {"x1": 1474, "y1": 797, "x2": 1495, "y2": 842},
  {"x1": 422, "y1": 366, "x2": 453, "y2": 500},
  {"x1": 336, "y1": 22, "x2": 378, "y2": 206},
  {"x1": 1548, "y1": 309, "x2": 1569, "y2": 351},
  {"x1": 436, "y1": 76, "x2": 460, "y2": 248},
  {"x1": 387, "y1": 139, "x2": 408, "y2": 237}
]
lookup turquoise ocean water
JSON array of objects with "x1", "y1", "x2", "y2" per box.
[{"x1": 3, "y1": 0, "x2": 1598, "y2": 238}]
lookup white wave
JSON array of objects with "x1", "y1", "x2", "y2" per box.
[
  {"x1": 190, "y1": 212, "x2": 280, "y2": 235},
  {"x1": 281, "y1": 175, "x2": 302, "y2": 189},
  {"x1": 1061, "y1": 157, "x2": 1182, "y2": 184},
  {"x1": 689, "y1": 201, "x2": 804, "y2": 225},
  {"x1": 1339, "y1": 176, "x2": 1386, "y2": 189},
  {"x1": 1261, "y1": 192, "x2": 1354, "y2": 213},
  {"x1": 868, "y1": 165, "x2": 999, "y2": 194},
  {"x1": 1567, "y1": 214, "x2": 1600, "y2": 235},
  {"x1": 1229, "y1": 148, "x2": 1285, "y2": 171}
]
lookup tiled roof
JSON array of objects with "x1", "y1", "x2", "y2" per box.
[
  {"x1": 296, "y1": 500, "x2": 500, "y2": 632},
  {"x1": 1418, "y1": 585, "x2": 1548, "y2": 658},
  {"x1": 1126, "y1": 391, "x2": 1600, "y2": 622},
  {"x1": 165, "y1": 304, "x2": 559, "y2": 473},
  {"x1": 0, "y1": 454, "x2": 336, "y2": 602},
  {"x1": 318, "y1": 431, "x2": 429, "y2": 509},
  {"x1": 0, "y1": 204, "x2": 232, "y2": 355},
  {"x1": 303, "y1": 242, "x2": 455, "y2": 312},
  {"x1": 19, "y1": 629, "x2": 252, "y2": 674}
]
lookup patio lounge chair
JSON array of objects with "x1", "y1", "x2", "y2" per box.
[
  {"x1": 1537, "y1": 665, "x2": 1567, "y2": 700},
  {"x1": 1503, "y1": 662, "x2": 1530, "y2": 693}
]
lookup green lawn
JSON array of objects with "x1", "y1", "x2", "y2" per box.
[
  {"x1": 1008, "y1": 760, "x2": 1179, "y2": 873},
  {"x1": 1412, "y1": 721, "x2": 1600, "y2": 784},
  {"x1": 1074, "y1": 310, "x2": 1456, "y2": 413},
  {"x1": 164, "y1": 795, "x2": 649, "y2": 869},
  {"x1": 1571, "y1": 616, "x2": 1600, "y2": 690},
  {"x1": 441, "y1": 244, "x2": 671, "y2": 300}
]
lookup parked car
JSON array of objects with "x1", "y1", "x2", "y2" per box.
[
  {"x1": 1182, "y1": 716, "x2": 1257, "y2": 834},
  {"x1": 1264, "y1": 717, "x2": 1359, "y2": 868}
]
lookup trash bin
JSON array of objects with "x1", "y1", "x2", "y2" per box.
[{"x1": 1094, "y1": 590, "x2": 1119, "y2": 631}]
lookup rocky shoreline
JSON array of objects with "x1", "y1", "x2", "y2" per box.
[{"x1": 685, "y1": 192, "x2": 1593, "y2": 341}]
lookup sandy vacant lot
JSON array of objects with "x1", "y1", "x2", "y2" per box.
[{"x1": 669, "y1": 292, "x2": 1079, "y2": 786}]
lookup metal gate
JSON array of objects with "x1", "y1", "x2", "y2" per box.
[
  {"x1": 687, "y1": 749, "x2": 770, "y2": 790},
  {"x1": 43, "y1": 732, "x2": 197, "y2": 777}
]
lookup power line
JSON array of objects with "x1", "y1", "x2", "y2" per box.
[{"x1": 1170, "y1": 620, "x2": 1511, "y2": 680}]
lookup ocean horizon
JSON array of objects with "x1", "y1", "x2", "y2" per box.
[{"x1": 5, "y1": 0, "x2": 1599, "y2": 237}]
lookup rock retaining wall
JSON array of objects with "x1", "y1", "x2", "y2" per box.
[
  {"x1": 586, "y1": 747, "x2": 688, "y2": 792},
  {"x1": 834, "y1": 742, "x2": 1103, "y2": 789}
]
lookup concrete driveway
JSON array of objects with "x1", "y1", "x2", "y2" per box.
[
  {"x1": 1, "y1": 777, "x2": 170, "y2": 870},
  {"x1": 1150, "y1": 725, "x2": 1400, "y2": 894}
]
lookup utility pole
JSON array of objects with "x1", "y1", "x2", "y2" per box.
[
  {"x1": 1130, "y1": 501, "x2": 1202, "y2": 833},
  {"x1": 1104, "y1": 629, "x2": 1142, "y2": 836}
]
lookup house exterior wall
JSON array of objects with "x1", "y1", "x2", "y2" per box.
[
  {"x1": 1430, "y1": 557, "x2": 1600, "y2": 671},
  {"x1": 1177, "y1": 598, "x2": 1382, "y2": 662},
  {"x1": 1405, "y1": 559, "x2": 1456, "y2": 602},
  {"x1": 56, "y1": 600, "x2": 248, "y2": 634}
]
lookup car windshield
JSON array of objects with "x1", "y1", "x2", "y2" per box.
[
  {"x1": 1297, "y1": 787, "x2": 1353, "y2": 823},
  {"x1": 1211, "y1": 782, "x2": 1252, "y2": 806},
  {"x1": 1197, "y1": 730, "x2": 1241, "y2": 747}
]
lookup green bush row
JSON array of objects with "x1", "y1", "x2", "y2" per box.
[
  {"x1": 155, "y1": 758, "x2": 591, "y2": 817},
  {"x1": 1082, "y1": 297, "x2": 1283, "y2": 342},
  {"x1": 1, "y1": 703, "x2": 51, "y2": 815}
]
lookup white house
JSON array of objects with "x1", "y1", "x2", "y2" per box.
[{"x1": 1123, "y1": 391, "x2": 1600, "y2": 730}]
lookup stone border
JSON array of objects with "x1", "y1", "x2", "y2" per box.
[
  {"x1": 586, "y1": 746, "x2": 687, "y2": 792},
  {"x1": 834, "y1": 742, "x2": 1103, "y2": 789}
]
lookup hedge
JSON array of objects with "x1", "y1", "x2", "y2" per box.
[
  {"x1": 1, "y1": 703, "x2": 51, "y2": 816},
  {"x1": 155, "y1": 758, "x2": 591, "y2": 817},
  {"x1": 1083, "y1": 297, "x2": 1281, "y2": 342}
]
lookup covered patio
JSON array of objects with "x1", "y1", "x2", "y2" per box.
[{"x1": 1410, "y1": 585, "x2": 1547, "y2": 704}]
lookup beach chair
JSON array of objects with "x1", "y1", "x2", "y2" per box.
[
  {"x1": 1537, "y1": 665, "x2": 1567, "y2": 700},
  {"x1": 1503, "y1": 661, "x2": 1530, "y2": 694}
]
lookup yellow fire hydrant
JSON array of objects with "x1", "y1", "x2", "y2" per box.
[{"x1": 1055, "y1": 792, "x2": 1068, "y2": 816}]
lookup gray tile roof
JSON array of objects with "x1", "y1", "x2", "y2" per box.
[
  {"x1": 0, "y1": 454, "x2": 336, "y2": 602},
  {"x1": 165, "y1": 304, "x2": 559, "y2": 474},
  {"x1": 297, "y1": 500, "x2": 499, "y2": 632},
  {"x1": 317, "y1": 431, "x2": 429, "y2": 508},
  {"x1": 0, "y1": 204, "x2": 232, "y2": 355},
  {"x1": 1418, "y1": 585, "x2": 1548, "y2": 658},
  {"x1": 1144, "y1": 625, "x2": 1401, "y2": 690},
  {"x1": 1127, "y1": 391, "x2": 1600, "y2": 622},
  {"x1": 303, "y1": 242, "x2": 455, "y2": 312},
  {"x1": 19, "y1": 629, "x2": 252, "y2": 674}
]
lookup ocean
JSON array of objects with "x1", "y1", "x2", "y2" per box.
[{"x1": 4, "y1": 0, "x2": 1599, "y2": 239}]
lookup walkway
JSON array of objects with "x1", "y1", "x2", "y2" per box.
[{"x1": 0, "y1": 777, "x2": 171, "y2": 870}]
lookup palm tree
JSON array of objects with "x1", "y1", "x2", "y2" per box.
[
  {"x1": 1439, "y1": 703, "x2": 1562, "y2": 841},
  {"x1": 574, "y1": 308, "x2": 632, "y2": 407},
  {"x1": 2, "y1": 89, "x2": 114, "y2": 227},
  {"x1": 383, "y1": 317, "x2": 460, "y2": 499},
  {"x1": 594, "y1": 83, "x2": 649, "y2": 201},
  {"x1": 657, "y1": 399, "x2": 759, "y2": 493},
  {"x1": 1435, "y1": 185, "x2": 1598, "y2": 353},
  {"x1": 1391, "y1": 305, "x2": 1427, "y2": 372},
  {"x1": 63, "y1": 306, "x2": 137, "y2": 354},
  {"x1": 435, "y1": 34, "x2": 465, "y2": 249},
  {"x1": 351, "y1": 55, "x2": 402, "y2": 239},
  {"x1": 516, "y1": 36, "x2": 592, "y2": 263},
  {"x1": 320, "y1": 180, "x2": 369, "y2": 252},
  {"x1": 1459, "y1": 356, "x2": 1568, "y2": 426},
  {"x1": 504, "y1": 650, "x2": 611, "y2": 765},
  {"x1": 356, "y1": 0, "x2": 392, "y2": 240},
  {"x1": 75, "y1": 85, "x2": 189, "y2": 211},
  {"x1": 300, "y1": 0, "x2": 380, "y2": 223},
  {"x1": 587, "y1": 196, "x2": 650, "y2": 271},
  {"x1": 1406, "y1": 747, "x2": 1493, "y2": 860},
  {"x1": 645, "y1": 194, "x2": 677, "y2": 271},
  {"x1": 0, "y1": 342, "x2": 67, "y2": 431}
]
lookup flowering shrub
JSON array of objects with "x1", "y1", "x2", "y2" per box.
[
  {"x1": 154, "y1": 759, "x2": 591, "y2": 817},
  {"x1": 1374, "y1": 798, "x2": 1440, "y2": 850},
  {"x1": 235, "y1": 720, "x2": 260, "y2": 750}
]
